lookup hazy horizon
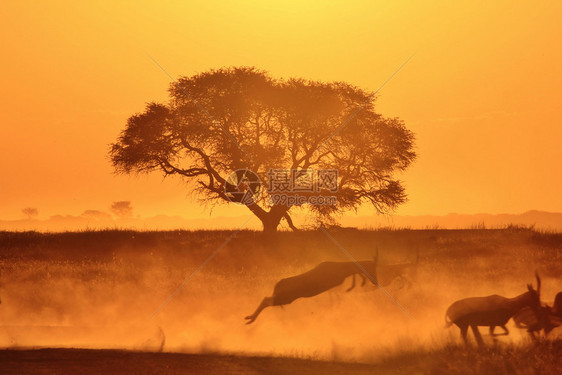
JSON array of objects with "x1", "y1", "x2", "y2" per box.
[{"x1": 3, "y1": 208, "x2": 562, "y2": 232}]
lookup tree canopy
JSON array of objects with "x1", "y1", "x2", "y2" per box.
[{"x1": 110, "y1": 67, "x2": 416, "y2": 232}]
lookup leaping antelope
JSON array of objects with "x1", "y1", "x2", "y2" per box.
[
  {"x1": 245, "y1": 252, "x2": 379, "y2": 324},
  {"x1": 445, "y1": 272, "x2": 543, "y2": 346},
  {"x1": 514, "y1": 291, "x2": 562, "y2": 339}
]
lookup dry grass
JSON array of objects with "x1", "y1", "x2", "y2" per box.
[{"x1": 0, "y1": 227, "x2": 561, "y2": 373}]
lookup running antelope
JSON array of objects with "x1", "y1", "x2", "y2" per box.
[
  {"x1": 445, "y1": 273, "x2": 543, "y2": 346},
  {"x1": 340, "y1": 249, "x2": 419, "y2": 292},
  {"x1": 245, "y1": 252, "x2": 379, "y2": 324},
  {"x1": 514, "y1": 291, "x2": 562, "y2": 339}
]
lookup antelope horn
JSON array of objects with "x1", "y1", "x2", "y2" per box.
[{"x1": 535, "y1": 271, "x2": 541, "y2": 295}]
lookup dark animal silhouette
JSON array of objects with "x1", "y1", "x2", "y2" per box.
[
  {"x1": 514, "y1": 291, "x2": 562, "y2": 339},
  {"x1": 445, "y1": 273, "x2": 543, "y2": 346},
  {"x1": 375, "y1": 250, "x2": 419, "y2": 289},
  {"x1": 245, "y1": 252, "x2": 379, "y2": 324}
]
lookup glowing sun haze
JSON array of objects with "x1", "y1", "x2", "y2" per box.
[{"x1": 1, "y1": 0, "x2": 561, "y2": 222}]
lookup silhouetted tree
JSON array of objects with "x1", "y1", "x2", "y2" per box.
[
  {"x1": 22, "y1": 207, "x2": 39, "y2": 219},
  {"x1": 110, "y1": 201, "x2": 133, "y2": 218},
  {"x1": 110, "y1": 67, "x2": 415, "y2": 233}
]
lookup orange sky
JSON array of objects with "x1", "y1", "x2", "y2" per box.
[{"x1": 1, "y1": 1, "x2": 561, "y2": 221}]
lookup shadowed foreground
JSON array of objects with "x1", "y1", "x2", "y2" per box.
[
  {"x1": 1, "y1": 341, "x2": 562, "y2": 375},
  {"x1": 0, "y1": 349, "x2": 376, "y2": 375}
]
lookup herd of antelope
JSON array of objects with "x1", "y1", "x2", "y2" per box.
[
  {"x1": 0, "y1": 249, "x2": 559, "y2": 348},
  {"x1": 245, "y1": 250, "x2": 562, "y2": 346}
]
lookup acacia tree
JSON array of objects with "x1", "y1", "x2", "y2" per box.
[
  {"x1": 110, "y1": 67, "x2": 415, "y2": 233},
  {"x1": 22, "y1": 207, "x2": 39, "y2": 219}
]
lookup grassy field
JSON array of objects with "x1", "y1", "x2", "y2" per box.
[
  {"x1": 0, "y1": 227, "x2": 561, "y2": 373},
  {"x1": 1, "y1": 340, "x2": 561, "y2": 374}
]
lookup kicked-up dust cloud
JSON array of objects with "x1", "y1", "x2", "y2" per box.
[{"x1": 0, "y1": 229, "x2": 560, "y2": 362}]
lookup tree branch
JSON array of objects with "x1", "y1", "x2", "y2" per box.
[{"x1": 283, "y1": 212, "x2": 299, "y2": 231}]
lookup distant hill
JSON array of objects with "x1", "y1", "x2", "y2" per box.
[{"x1": 1, "y1": 210, "x2": 561, "y2": 232}]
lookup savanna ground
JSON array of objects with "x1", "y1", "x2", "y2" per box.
[{"x1": 0, "y1": 227, "x2": 561, "y2": 374}]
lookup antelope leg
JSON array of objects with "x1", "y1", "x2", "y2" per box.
[
  {"x1": 460, "y1": 325, "x2": 469, "y2": 345},
  {"x1": 360, "y1": 274, "x2": 367, "y2": 287},
  {"x1": 245, "y1": 297, "x2": 274, "y2": 324},
  {"x1": 346, "y1": 274, "x2": 356, "y2": 292},
  {"x1": 499, "y1": 325, "x2": 509, "y2": 335},
  {"x1": 489, "y1": 325, "x2": 508, "y2": 336},
  {"x1": 471, "y1": 325, "x2": 485, "y2": 347},
  {"x1": 543, "y1": 312, "x2": 557, "y2": 333}
]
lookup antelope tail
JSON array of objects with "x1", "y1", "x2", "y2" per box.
[{"x1": 444, "y1": 312, "x2": 453, "y2": 328}]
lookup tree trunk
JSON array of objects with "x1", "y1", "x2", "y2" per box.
[
  {"x1": 262, "y1": 216, "x2": 282, "y2": 233},
  {"x1": 246, "y1": 202, "x2": 291, "y2": 233},
  {"x1": 260, "y1": 205, "x2": 287, "y2": 233}
]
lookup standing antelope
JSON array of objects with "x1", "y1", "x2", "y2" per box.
[
  {"x1": 445, "y1": 272, "x2": 543, "y2": 346},
  {"x1": 245, "y1": 252, "x2": 379, "y2": 324},
  {"x1": 514, "y1": 291, "x2": 562, "y2": 339},
  {"x1": 376, "y1": 250, "x2": 419, "y2": 289}
]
